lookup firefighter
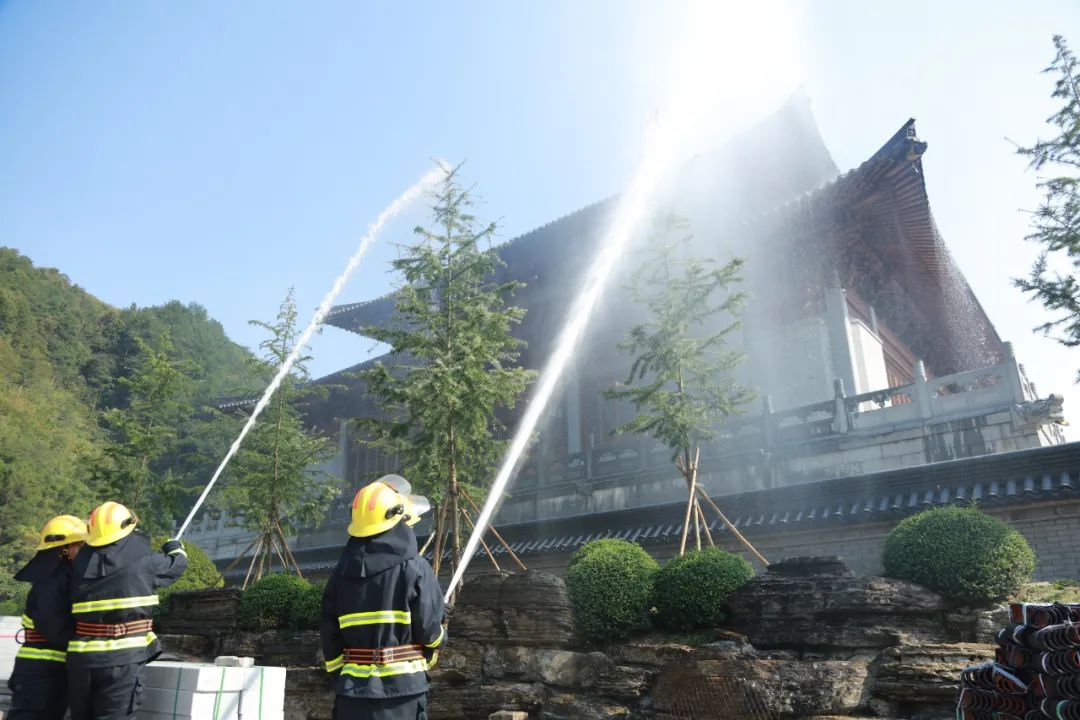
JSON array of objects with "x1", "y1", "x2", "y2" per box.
[
  {"x1": 66, "y1": 501, "x2": 188, "y2": 720},
  {"x1": 320, "y1": 475, "x2": 445, "y2": 720},
  {"x1": 8, "y1": 515, "x2": 88, "y2": 720}
]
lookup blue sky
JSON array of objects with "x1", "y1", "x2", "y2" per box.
[{"x1": 3, "y1": 1, "x2": 1080, "y2": 424}]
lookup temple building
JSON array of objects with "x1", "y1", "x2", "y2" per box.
[{"x1": 191, "y1": 97, "x2": 1074, "y2": 580}]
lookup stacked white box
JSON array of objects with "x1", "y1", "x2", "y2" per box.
[
  {"x1": 238, "y1": 665, "x2": 286, "y2": 720},
  {"x1": 137, "y1": 661, "x2": 285, "y2": 720},
  {"x1": 0, "y1": 614, "x2": 22, "y2": 714},
  {"x1": 0, "y1": 615, "x2": 21, "y2": 684}
]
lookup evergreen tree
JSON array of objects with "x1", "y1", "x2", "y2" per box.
[
  {"x1": 1016, "y1": 35, "x2": 1080, "y2": 377},
  {"x1": 222, "y1": 289, "x2": 338, "y2": 585},
  {"x1": 605, "y1": 213, "x2": 754, "y2": 555},
  {"x1": 93, "y1": 333, "x2": 194, "y2": 534},
  {"x1": 356, "y1": 164, "x2": 535, "y2": 586}
]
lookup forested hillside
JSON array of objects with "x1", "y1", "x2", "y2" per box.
[{"x1": 0, "y1": 248, "x2": 260, "y2": 605}]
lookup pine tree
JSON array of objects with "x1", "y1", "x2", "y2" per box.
[
  {"x1": 223, "y1": 289, "x2": 338, "y2": 585},
  {"x1": 1016, "y1": 35, "x2": 1080, "y2": 377},
  {"x1": 605, "y1": 213, "x2": 755, "y2": 555},
  {"x1": 356, "y1": 164, "x2": 535, "y2": 588},
  {"x1": 93, "y1": 333, "x2": 194, "y2": 534}
]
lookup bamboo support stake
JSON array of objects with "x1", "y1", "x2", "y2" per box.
[
  {"x1": 222, "y1": 535, "x2": 260, "y2": 577},
  {"x1": 419, "y1": 531, "x2": 436, "y2": 557},
  {"x1": 678, "y1": 448, "x2": 701, "y2": 556},
  {"x1": 275, "y1": 521, "x2": 304, "y2": 579},
  {"x1": 461, "y1": 487, "x2": 527, "y2": 571},
  {"x1": 243, "y1": 536, "x2": 264, "y2": 590},
  {"x1": 695, "y1": 486, "x2": 770, "y2": 567},
  {"x1": 696, "y1": 501, "x2": 714, "y2": 546},
  {"x1": 462, "y1": 508, "x2": 501, "y2": 572},
  {"x1": 270, "y1": 533, "x2": 289, "y2": 574},
  {"x1": 256, "y1": 539, "x2": 269, "y2": 582},
  {"x1": 694, "y1": 499, "x2": 702, "y2": 551},
  {"x1": 419, "y1": 502, "x2": 447, "y2": 560}
]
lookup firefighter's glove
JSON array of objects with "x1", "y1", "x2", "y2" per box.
[{"x1": 162, "y1": 539, "x2": 185, "y2": 555}]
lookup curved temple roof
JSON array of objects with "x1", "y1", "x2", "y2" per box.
[{"x1": 320, "y1": 97, "x2": 1000, "y2": 379}]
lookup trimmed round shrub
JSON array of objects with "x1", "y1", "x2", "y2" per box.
[
  {"x1": 287, "y1": 581, "x2": 325, "y2": 630},
  {"x1": 883, "y1": 505, "x2": 1035, "y2": 604},
  {"x1": 565, "y1": 539, "x2": 659, "y2": 643},
  {"x1": 238, "y1": 573, "x2": 312, "y2": 630},
  {"x1": 152, "y1": 537, "x2": 223, "y2": 618},
  {"x1": 653, "y1": 548, "x2": 754, "y2": 631}
]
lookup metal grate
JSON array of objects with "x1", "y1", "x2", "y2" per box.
[{"x1": 654, "y1": 673, "x2": 778, "y2": 720}]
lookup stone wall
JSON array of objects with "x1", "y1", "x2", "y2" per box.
[
  {"x1": 432, "y1": 562, "x2": 1000, "y2": 720},
  {"x1": 158, "y1": 563, "x2": 1002, "y2": 719}
]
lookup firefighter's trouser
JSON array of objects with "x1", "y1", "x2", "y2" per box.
[
  {"x1": 333, "y1": 692, "x2": 428, "y2": 720},
  {"x1": 67, "y1": 662, "x2": 145, "y2": 720},
  {"x1": 8, "y1": 671, "x2": 68, "y2": 720}
]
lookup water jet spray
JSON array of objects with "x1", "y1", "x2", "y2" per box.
[
  {"x1": 445, "y1": 0, "x2": 800, "y2": 599},
  {"x1": 445, "y1": 121, "x2": 693, "y2": 599},
  {"x1": 175, "y1": 167, "x2": 444, "y2": 540}
]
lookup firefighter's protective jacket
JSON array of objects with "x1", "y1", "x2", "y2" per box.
[
  {"x1": 10, "y1": 551, "x2": 74, "y2": 678},
  {"x1": 68, "y1": 532, "x2": 187, "y2": 668},
  {"x1": 320, "y1": 522, "x2": 446, "y2": 699}
]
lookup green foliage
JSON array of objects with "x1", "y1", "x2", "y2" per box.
[
  {"x1": 287, "y1": 580, "x2": 325, "y2": 630},
  {"x1": 0, "y1": 250, "x2": 101, "y2": 599},
  {"x1": 653, "y1": 548, "x2": 754, "y2": 631},
  {"x1": 565, "y1": 539, "x2": 659, "y2": 643},
  {"x1": 1013, "y1": 579, "x2": 1080, "y2": 604},
  {"x1": 238, "y1": 573, "x2": 312, "y2": 630},
  {"x1": 93, "y1": 335, "x2": 196, "y2": 534},
  {"x1": 605, "y1": 213, "x2": 753, "y2": 464},
  {"x1": 0, "y1": 583, "x2": 29, "y2": 617},
  {"x1": 1015, "y1": 36, "x2": 1080, "y2": 376},
  {"x1": 143, "y1": 301, "x2": 266, "y2": 400},
  {"x1": 220, "y1": 290, "x2": 338, "y2": 581},
  {"x1": 0, "y1": 248, "x2": 255, "y2": 604},
  {"x1": 152, "y1": 536, "x2": 223, "y2": 617},
  {"x1": 883, "y1": 506, "x2": 1036, "y2": 604},
  {"x1": 355, "y1": 164, "x2": 536, "y2": 571}
]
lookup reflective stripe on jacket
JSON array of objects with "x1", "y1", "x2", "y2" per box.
[
  {"x1": 320, "y1": 522, "x2": 446, "y2": 700},
  {"x1": 68, "y1": 533, "x2": 187, "y2": 669},
  {"x1": 10, "y1": 551, "x2": 73, "y2": 679}
]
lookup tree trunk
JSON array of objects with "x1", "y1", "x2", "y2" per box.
[
  {"x1": 451, "y1": 495, "x2": 461, "y2": 581},
  {"x1": 447, "y1": 426, "x2": 462, "y2": 596},
  {"x1": 430, "y1": 502, "x2": 446, "y2": 576}
]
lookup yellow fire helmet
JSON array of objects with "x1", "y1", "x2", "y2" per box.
[
  {"x1": 348, "y1": 474, "x2": 431, "y2": 537},
  {"x1": 36, "y1": 515, "x2": 89, "y2": 551},
  {"x1": 86, "y1": 501, "x2": 139, "y2": 547}
]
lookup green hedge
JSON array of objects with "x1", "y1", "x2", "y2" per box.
[
  {"x1": 238, "y1": 574, "x2": 312, "y2": 630},
  {"x1": 565, "y1": 539, "x2": 659, "y2": 643},
  {"x1": 883, "y1": 505, "x2": 1036, "y2": 604},
  {"x1": 152, "y1": 537, "x2": 223, "y2": 618},
  {"x1": 653, "y1": 548, "x2": 754, "y2": 631},
  {"x1": 287, "y1": 581, "x2": 325, "y2": 630}
]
